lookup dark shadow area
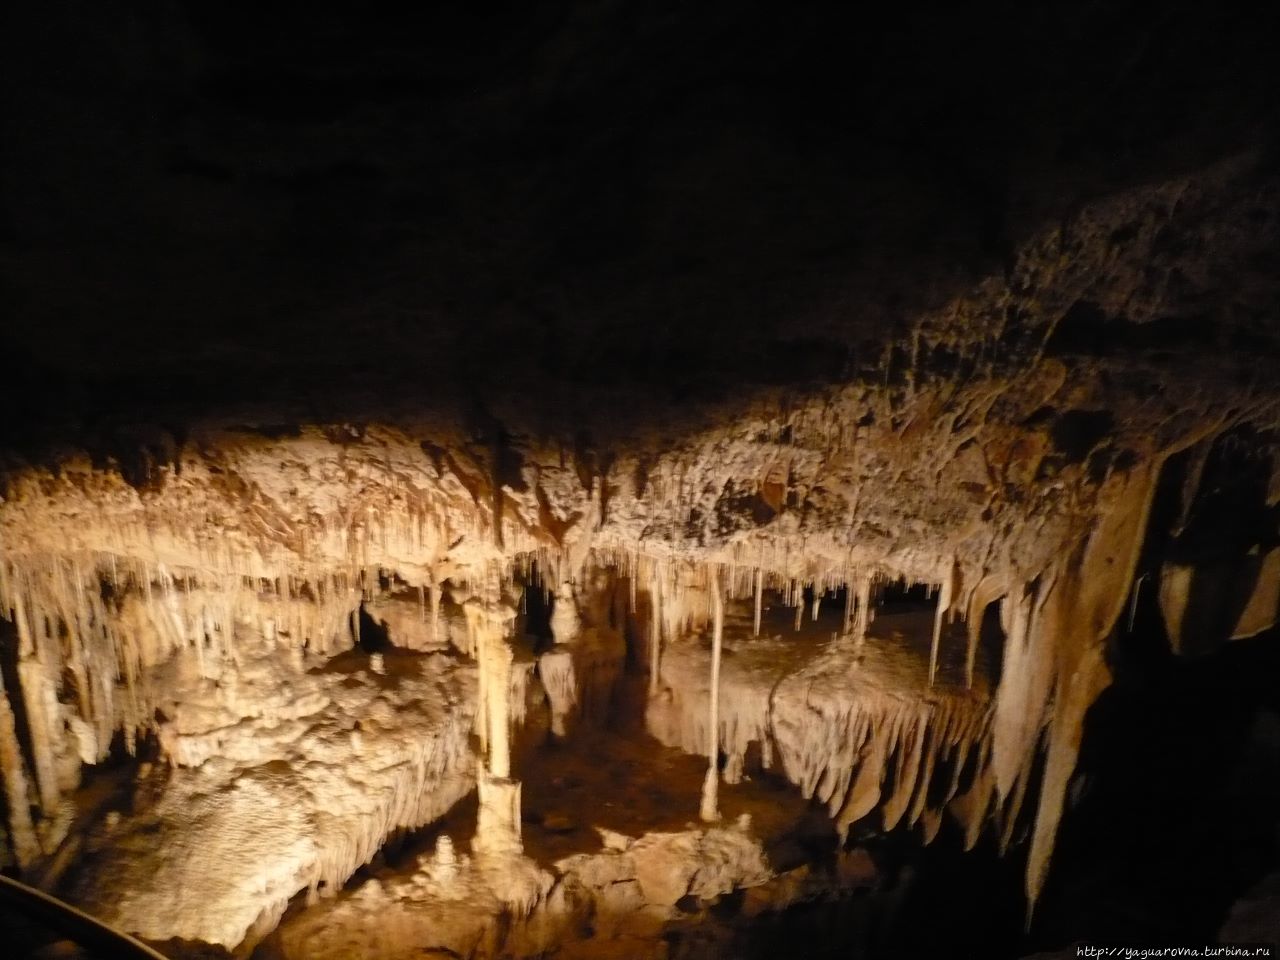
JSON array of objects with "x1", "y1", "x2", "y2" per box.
[
  {"x1": 517, "y1": 569, "x2": 556, "y2": 653},
  {"x1": 1020, "y1": 436, "x2": 1280, "y2": 951},
  {"x1": 867, "y1": 827, "x2": 1028, "y2": 960},
  {"x1": 979, "y1": 598, "x2": 1007, "y2": 690},
  {"x1": 1043, "y1": 300, "x2": 1226, "y2": 359},
  {"x1": 1167, "y1": 428, "x2": 1279, "y2": 657},
  {"x1": 875, "y1": 579, "x2": 936, "y2": 614},
  {"x1": 1, "y1": 2, "x2": 1277, "y2": 447},
  {"x1": 353, "y1": 604, "x2": 391, "y2": 653},
  {"x1": 1031, "y1": 621, "x2": 1280, "y2": 950}
]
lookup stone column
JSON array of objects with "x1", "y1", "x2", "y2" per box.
[
  {"x1": 467, "y1": 598, "x2": 523, "y2": 855},
  {"x1": 699, "y1": 567, "x2": 724, "y2": 823}
]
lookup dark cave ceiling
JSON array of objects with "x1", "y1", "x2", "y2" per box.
[{"x1": 1, "y1": 1, "x2": 1277, "y2": 445}]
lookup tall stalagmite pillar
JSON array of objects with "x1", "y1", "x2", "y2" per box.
[
  {"x1": 700, "y1": 567, "x2": 724, "y2": 823},
  {"x1": 467, "y1": 597, "x2": 523, "y2": 855}
]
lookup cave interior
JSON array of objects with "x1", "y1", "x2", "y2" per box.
[{"x1": 1, "y1": 3, "x2": 1279, "y2": 958}]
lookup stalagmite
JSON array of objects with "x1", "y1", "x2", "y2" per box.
[
  {"x1": 468, "y1": 596, "x2": 523, "y2": 855},
  {"x1": 483, "y1": 634, "x2": 514, "y2": 778},
  {"x1": 699, "y1": 567, "x2": 724, "y2": 823}
]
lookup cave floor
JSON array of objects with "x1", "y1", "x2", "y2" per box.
[
  {"x1": 512, "y1": 591, "x2": 991, "y2": 870},
  {"x1": 523, "y1": 690, "x2": 828, "y2": 870}
]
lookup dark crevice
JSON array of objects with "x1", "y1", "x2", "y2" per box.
[{"x1": 353, "y1": 604, "x2": 391, "y2": 653}]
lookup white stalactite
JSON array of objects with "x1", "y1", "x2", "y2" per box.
[
  {"x1": 964, "y1": 574, "x2": 1004, "y2": 689},
  {"x1": 928, "y1": 559, "x2": 956, "y2": 687},
  {"x1": 1022, "y1": 461, "x2": 1160, "y2": 920},
  {"x1": 852, "y1": 574, "x2": 873, "y2": 649},
  {"x1": 649, "y1": 571, "x2": 663, "y2": 696},
  {"x1": 753, "y1": 567, "x2": 763, "y2": 637}
]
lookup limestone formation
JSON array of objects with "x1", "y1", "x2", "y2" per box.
[{"x1": 0, "y1": 7, "x2": 1277, "y2": 955}]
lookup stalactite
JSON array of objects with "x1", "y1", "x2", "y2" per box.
[
  {"x1": 753, "y1": 567, "x2": 763, "y2": 637},
  {"x1": 1022, "y1": 461, "x2": 1160, "y2": 920},
  {"x1": 928, "y1": 559, "x2": 956, "y2": 687},
  {"x1": 852, "y1": 574, "x2": 872, "y2": 649},
  {"x1": 881, "y1": 712, "x2": 925, "y2": 830},
  {"x1": 964, "y1": 574, "x2": 1003, "y2": 689},
  {"x1": 0, "y1": 404, "x2": 1252, "y2": 951},
  {"x1": 629, "y1": 549, "x2": 637, "y2": 613},
  {"x1": 649, "y1": 571, "x2": 663, "y2": 696},
  {"x1": 991, "y1": 577, "x2": 1052, "y2": 801},
  {"x1": 843, "y1": 576, "x2": 854, "y2": 633},
  {"x1": 540, "y1": 647, "x2": 576, "y2": 737},
  {"x1": 13, "y1": 588, "x2": 61, "y2": 815}
]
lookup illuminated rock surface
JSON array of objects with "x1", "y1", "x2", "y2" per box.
[{"x1": 1, "y1": 3, "x2": 1278, "y2": 957}]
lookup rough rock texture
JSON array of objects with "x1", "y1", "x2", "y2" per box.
[
  {"x1": 65, "y1": 640, "x2": 476, "y2": 949},
  {"x1": 0, "y1": 167, "x2": 1276, "y2": 940},
  {"x1": 269, "y1": 819, "x2": 852, "y2": 960},
  {"x1": 0, "y1": 3, "x2": 1278, "y2": 955},
  {"x1": 648, "y1": 604, "x2": 992, "y2": 845}
]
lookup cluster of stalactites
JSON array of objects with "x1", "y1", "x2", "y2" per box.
[
  {"x1": 0, "y1": 553, "x2": 373, "y2": 861},
  {"x1": 618, "y1": 464, "x2": 1157, "y2": 918},
  {"x1": 617, "y1": 550, "x2": 988, "y2": 690},
  {"x1": 0, "y1": 457, "x2": 1154, "y2": 919}
]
